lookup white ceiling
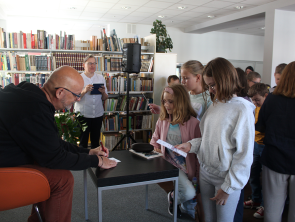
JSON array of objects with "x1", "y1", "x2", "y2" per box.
[{"x1": 0, "y1": 0, "x2": 294, "y2": 36}]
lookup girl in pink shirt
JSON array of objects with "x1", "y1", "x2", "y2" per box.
[{"x1": 150, "y1": 84, "x2": 201, "y2": 219}]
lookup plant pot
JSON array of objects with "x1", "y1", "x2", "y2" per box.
[{"x1": 157, "y1": 45, "x2": 166, "y2": 53}]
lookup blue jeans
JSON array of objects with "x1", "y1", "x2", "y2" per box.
[{"x1": 249, "y1": 142, "x2": 265, "y2": 206}]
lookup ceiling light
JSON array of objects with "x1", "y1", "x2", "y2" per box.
[
  {"x1": 121, "y1": 6, "x2": 131, "y2": 10},
  {"x1": 260, "y1": 27, "x2": 265, "y2": 30},
  {"x1": 69, "y1": 7, "x2": 77, "y2": 10},
  {"x1": 207, "y1": 15, "x2": 215, "y2": 18},
  {"x1": 158, "y1": 15, "x2": 165, "y2": 18},
  {"x1": 178, "y1": 6, "x2": 186, "y2": 10},
  {"x1": 235, "y1": 6, "x2": 244, "y2": 9}
]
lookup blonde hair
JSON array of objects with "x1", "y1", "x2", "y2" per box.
[
  {"x1": 181, "y1": 60, "x2": 204, "y2": 76},
  {"x1": 202, "y1": 57, "x2": 242, "y2": 102},
  {"x1": 273, "y1": 61, "x2": 295, "y2": 98},
  {"x1": 159, "y1": 84, "x2": 197, "y2": 125}
]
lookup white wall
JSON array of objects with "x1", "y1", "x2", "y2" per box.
[
  {"x1": 4, "y1": 17, "x2": 264, "y2": 65},
  {"x1": 263, "y1": 9, "x2": 295, "y2": 86}
]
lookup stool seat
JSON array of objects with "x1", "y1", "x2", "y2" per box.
[{"x1": 0, "y1": 167, "x2": 50, "y2": 211}]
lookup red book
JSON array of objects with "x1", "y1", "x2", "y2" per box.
[
  {"x1": 14, "y1": 73, "x2": 19, "y2": 85},
  {"x1": 23, "y1": 33, "x2": 26, "y2": 49},
  {"x1": 31, "y1": 31, "x2": 34, "y2": 49}
]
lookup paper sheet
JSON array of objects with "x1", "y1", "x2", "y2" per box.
[
  {"x1": 156, "y1": 139, "x2": 187, "y2": 158},
  {"x1": 109, "y1": 157, "x2": 121, "y2": 162}
]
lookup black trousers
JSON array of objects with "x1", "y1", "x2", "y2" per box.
[{"x1": 79, "y1": 116, "x2": 103, "y2": 149}]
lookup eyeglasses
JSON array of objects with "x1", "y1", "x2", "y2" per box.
[
  {"x1": 86, "y1": 62, "x2": 97, "y2": 66},
  {"x1": 206, "y1": 84, "x2": 215, "y2": 90},
  {"x1": 55, "y1": 87, "x2": 81, "y2": 98},
  {"x1": 250, "y1": 80, "x2": 260, "y2": 84}
]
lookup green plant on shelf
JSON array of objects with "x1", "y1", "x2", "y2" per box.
[
  {"x1": 55, "y1": 111, "x2": 87, "y2": 145},
  {"x1": 150, "y1": 19, "x2": 173, "y2": 53}
]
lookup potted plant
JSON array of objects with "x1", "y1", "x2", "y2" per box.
[
  {"x1": 150, "y1": 19, "x2": 173, "y2": 53},
  {"x1": 55, "y1": 111, "x2": 87, "y2": 146}
]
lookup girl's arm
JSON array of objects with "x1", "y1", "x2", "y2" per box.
[
  {"x1": 175, "y1": 138, "x2": 202, "y2": 154},
  {"x1": 221, "y1": 108, "x2": 255, "y2": 195},
  {"x1": 150, "y1": 119, "x2": 162, "y2": 153}
]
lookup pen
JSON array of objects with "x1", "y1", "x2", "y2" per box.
[
  {"x1": 141, "y1": 93, "x2": 156, "y2": 113},
  {"x1": 100, "y1": 141, "x2": 107, "y2": 153}
]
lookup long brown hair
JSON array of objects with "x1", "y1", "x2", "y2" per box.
[
  {"x1": 202, "y1": 57, "x2": 242, "y2": 102},
  {"x1": 273, "y1": 61, "x2": 295, "y2": 98},
  {"x1": 159, "y1": 84, "x2": 197, "y2": 124}
]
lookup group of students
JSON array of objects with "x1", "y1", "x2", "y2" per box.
[{"x1": 149, "y1": 57, "x2": 295, "y2": 222}]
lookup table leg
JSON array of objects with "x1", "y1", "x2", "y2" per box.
[
  {"x1": 145, "y1": 185, "x2": 149, "y2": 210},
  {"x1": 173, "y1": 177, "x2": 178, "y2": 222},
  {"x1": 98, "y1": 188, "x2": 102, "y2": 222},
  {"x1": 84, "y1": 170, "x2": 88, "y2": 221}
]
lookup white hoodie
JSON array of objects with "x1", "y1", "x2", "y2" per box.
[{"x1": 188, "y1": 97, "x2": 255, "y2": 194}]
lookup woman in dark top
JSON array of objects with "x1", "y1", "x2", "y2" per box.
[{"x1": 256, "y1": 61, "x2": 295, "y2": 222}]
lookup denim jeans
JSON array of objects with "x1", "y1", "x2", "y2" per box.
[{"x1": 249, "y1": 142, "x2": 265, "y2": 206}]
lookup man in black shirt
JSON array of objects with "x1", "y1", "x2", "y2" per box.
[{"x1": 0, "y1": 66, "x2": 117, "y2": 222}]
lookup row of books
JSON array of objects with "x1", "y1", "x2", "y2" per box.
[
  {"x1": 95, "y1": 56, "x2": 122, "y2": 72},
  {"x1": 105, "y1": 75, "x2": 153, "y2": 92},
  {"x1": 104, "y1": 96, "x2": 153, "y2": 112},
  {"x1": 102, "y1": 114, "x2": 152, "y2": 132},
  {"x1": 0, "y1": 28, "x2": 74, "y2": 50},
  {"x1": 0, "y1": 52, "x2": 51, "y2": 71},
  {"x1": 101, "y1": 130, "x2": 152, "y2": 150},
  {"x1": 0, "y1": 73, "x2": 49, "y2": 88},
  {"x1": 53, "y1": 52, "x2": 89, "y2": 71},
  {"x1": 0, "y1": 52, "x2": 153, "y2": 73},
  {"x1": 0, "y1": 27, "x2": 146, "y2": 52}
]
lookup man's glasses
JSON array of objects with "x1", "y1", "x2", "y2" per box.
[
  {"x1": 55, "y1": 87, "x2": 81, "y2": 98},
  {"x1": 87, "y1": 62, "x2": 97, "y2": 66},
  {"x1": 251, "y1": 80, "x2": 260, "y2": 84}
]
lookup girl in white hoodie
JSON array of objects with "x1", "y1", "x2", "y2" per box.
[{"x1": 176, "y1": 57, "x2": 255, "y2": 222}]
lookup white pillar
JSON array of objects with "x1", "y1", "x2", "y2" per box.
[{"x1": 263, "y1": 9, "x2": 295, "y2": 87}]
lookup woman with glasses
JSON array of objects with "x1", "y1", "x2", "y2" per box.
[
  {"x1": 176, "y1": 57, "x2": 255, "y2": 222},
  {"x1": 74, "y1": 54, "x2": 108, "y2": 149}
]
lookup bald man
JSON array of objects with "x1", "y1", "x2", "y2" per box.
[{"x1": 0, "y1": 66, "x2": 117, "y2": 222}]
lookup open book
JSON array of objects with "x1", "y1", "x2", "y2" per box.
[{"x1": 129, "y1": 149, "x2": 163, "y2": 160}]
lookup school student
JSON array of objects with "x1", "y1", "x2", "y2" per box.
[
  {"x1": 244, "y1": 83, "x2": 269, "y2": 219},
  {"x1": 256, "y1": 61, "x2": 295, "y2": 222},
  {"x1": 269, "y1": 63, "x2": 287, "y2": 93},
  {"x1": 247, "y1": 72, "x2": 261, "y2": 88},
  {"x1": 167, "y1": 75, "x2": 180, "y2": 86},
  {"x1": 150, "y1": 84, "x2": 201, "y2": 219},
  {"x1": 149, "y1": 60, "x2": 212, "y2": 121},
  {"x1": 176, "y1": 57, "x2": 255, "y2": 222}
]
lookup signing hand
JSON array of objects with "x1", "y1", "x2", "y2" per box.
[
  {"x1": 148, "y1": 104, "x2": 160, "y2": 114},
  {"x1": 175, "y1": 142, "x2": 191, "y2": 153},
  {"x1": 99, "y1": 156, "x2": 117, "y2": 169},
  {"x1": 89, "y1": 146, "x2": 109, "y2": 157},
  {"x1": 210, "y1": 189, "x2": 229, "y2": 205}
]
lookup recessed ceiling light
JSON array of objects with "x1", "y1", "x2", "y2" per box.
[
  {"x1": 69, "y1": 7, "x2": 77, "y2": 10},
  {"x1": 158, "y1": 15, "x2": 165, "y2": 18},
  {"x1": 121, "y1": 6, "x2": 131, "y2": 10},
  {"x1": 207, "y1": 15, "x2": 215, "y2": 18},
  {"x1": 235, "y1": 6, "x2": 244, "y2": 9},
  {"x1": 260, "y1": 27, "x2": 265, "y2": 30},
  {"x1": 178, "y1": 6, "x2": 186, "y2": 10}
]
